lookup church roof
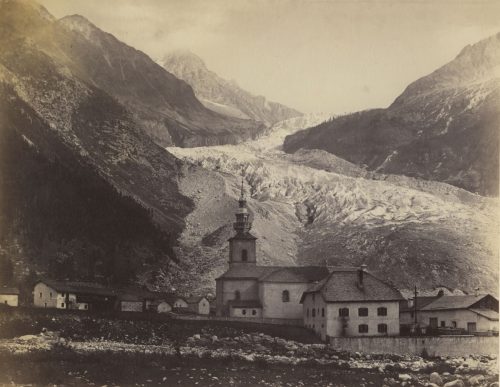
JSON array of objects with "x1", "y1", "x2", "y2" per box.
[
  {"x1": 260, "y1": 266, "x2": 330, "y2": 283},
  {"x1": 216, "y1": 265, "x2": 329, "y2": 283},
  {"x1": 300, "y1": 268, "x2": 404, "y2": 303}
]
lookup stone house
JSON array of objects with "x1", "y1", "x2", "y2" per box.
[
  {"x1": 403, "y1": 294, "x2": 499, "y2": 334},
  {"x1": 187, "y1": 296, "x2": 210, "y2": 315},
  {"x1": 300, "y1": 266, "x2": 404, "y2": 340},
  {"x1": 215, "y1": 182, "x2": 329, "y2": 320},
  {"x1": 33, "y1": 280, "x2": 116, "y2": 311},
  {"x1": 0, "y1": 287, "x2": 19, "y2": 306}
]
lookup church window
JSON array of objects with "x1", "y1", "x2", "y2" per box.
[
  {"x1": 312, "y1": 309, "x2": 316, "y2": 317},
  {"x1": 321, "y1": 308, "x2": 325, "y2": 317},
  {"x1": 339, "y1": 308, "x2": 349, "y2": 317},
  {"x1": 358, "y1": 307, "x2": 368, "y2": 316},
  {"x1": 242, "y1": 309, "x2": 246, "y2": 315},
  {"x1": 282, "y1": 290, "x2": 290, "y2": 302},
  {"x1": 235, "y1": 290, "x2": 241, "y2": 300},
  {"x1": 377, "y1": 307, "x2": 387, "y2": 316},
  {"x1": 252, "y1": 309, "x2": 256, "y2": 315},
  {"x1": 241, "y1": 249, "x2": 248, "y2": 261}
]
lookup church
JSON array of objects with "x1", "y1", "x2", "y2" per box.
[{"x1": 215, "y1": 183, "x2": 329, "y2": 320}]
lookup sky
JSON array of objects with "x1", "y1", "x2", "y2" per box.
[{"x1": 40, "y1": 0, "x2": 500, "y2": 114}]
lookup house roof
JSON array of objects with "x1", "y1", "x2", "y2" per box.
[
  {"x1": 260, "y1": 266, "x2": 330, "y2": 283},
  {"x1": 37, "y1": 280, "x2": 116, "y2": 297},
  {"x1": 469, "y1": 308, "x2": 499, "y2": 321},
  {"x1": 0, "y1": 287, "x2": 19, "y2": 295},
  {"x1": 420, "y1": 294, "x2": 497, "y2": 311},
  {"x1": 186, "y1": 296, "x2": 208, "y2": 304},
  {"x1": 300, "y1": 268, "x2": 404, "y2": 303},
  {"x1": 227, "y1": 299, "x2": 262, "y2": 308},
  {"x1": 216, "y1": 265, "x2": 329, "y2": 282},
  {"x1": 400, "y1": 296, "x2": 439, "y2": 313},
  {"x1": 399, "y1": 286, "x2": 466, "y2": 299}
]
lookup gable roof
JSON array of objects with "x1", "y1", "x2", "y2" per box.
[
  {"x1": 420, "y1": 294, "x2": 498, "y2": 311},
  {"x1": 186, "y1": 296, "x2": 208, "y2": 304},
  {"x1": 216, "y1": 265, "x2": 329, "y2": 282},
  {"x1": 400, "y1": 296, "x2": 439, "y2": 313},
  {"x1": 300, "y1": 268, "x2": 404, "y2": 303},
  {"x1": 0, "y1": 287, "x2": 19, "y2": 295},
  {"x1": 37, "y1": 280, "x2": 116, "y2": 297},
  {"x1": 469, "y1": 308, "x2": 499, "y2": 321},
  {"x1": 260, "y1": 266, "x2": 330, "y2": 283}
]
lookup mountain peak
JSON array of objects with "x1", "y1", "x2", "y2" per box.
[
  {"x1": 162, "y1": 49, "x2": 208, "y2": 72},
  {"x1": 59, "y1": 14, "x2": 101, "y2": 40}
]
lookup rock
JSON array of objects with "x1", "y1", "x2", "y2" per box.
[
  {"x1": 427, "y1": 384, "x2": 440, "y2": 387},
  {"x1": 443, "y1": 380, "x2": 465, "y2": 387},
  {"x1": 430, "y1": 372, "x2": 443, "y2": 385},
  {"x1": 468, "y1": 375, "x2": 485, "y2": 386},
  {"x1": 489, "y1": 382, "x2": 499, "y2": 387},
  {"x1": 399, "y1": 374, "x2": 412, "y2": 381},
  {"x1": 193, "y1": 334, "x2": 201, "y2": 340},
  {"x1": 211, "y1": 335, "x2": 218, "y2": 342}
]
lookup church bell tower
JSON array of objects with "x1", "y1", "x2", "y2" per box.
[{"x1": 228, "y1": 178, "x2": 257, "y2": 266}]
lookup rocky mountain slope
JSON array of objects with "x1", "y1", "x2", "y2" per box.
[
  {"x1": 166, "y1": 116, "x2": 498, "y2": 295},
  {"x1": 0, "y1": 0, "x2": 198, "y2": 283},
  {"x1": 162, "y1": 50, "x2": 302, "y2": 126},
  {"x1": 284, "y1": 33, "x2": 500, "y2": 196}
]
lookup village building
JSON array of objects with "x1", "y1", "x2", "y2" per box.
[
  {"x1": 33, "y1": 280, "x2": 116, "y2": 311},
  {"x1": 300, "y1": 266, "x2": 404, "y2": 340},
  {"x1": 186, "y1": 296, "x2": 210, "y2": 315},
  {"x1": 401, "y1": 294, "x2": 499, "y2": 335},
  {"x1": 0, "y1": 287, "x2": 19, "y2": 307},
  {"x1": 215, "y1": 182, "x2": 329, "y2": 320}
]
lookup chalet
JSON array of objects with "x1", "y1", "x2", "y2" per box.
[
  {"x1": 33, "y1": 280, "x2": 116, "y2": 311},
  {"x1": 215, "y1": 183, "x2": 329, "y2": 320},
  {"x1": 300, "y1": 266, "x2": 404, "y2": 340},
  {"x1": 186, "y1": 296, "x2": 210, "y2": 315},
  {"x1": 0, "y1": 287, "x2": 19, "y2": 307},
  {"x1": 405, "y1": 294, "x2": 499, "y2": 335}
]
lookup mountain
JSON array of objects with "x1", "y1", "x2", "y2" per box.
[
  {"x1": 165, "y1": 116, "x2": 498, "y2": 295},
  {"x1": 162, "y1": 50, "x2": 302, "y2": 126},
  {"x1": 283, "y1": 33, "x2": 500, "y2": 196},
  {"x1": 0, "y1": 0, "x2": 198, "y2": 284}
]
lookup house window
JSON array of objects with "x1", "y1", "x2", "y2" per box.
[
  {"x1": 235, "y1": 290, "x2": 241, "y2": 300},
  {"x1": 4, "y1": 301, "x2": 7, "y2": 305},
  {"x1": 282, "y1": 290, "x2": 290, "y2": 303},
  {"x1": 378, "y1": 324, "x2": 388, "y2": 333},
  {"x1": 377, "y1": 307, "x2": 387, "y2": 316},
  {"x1": 339, "y1": 308, "x2": 349, "y2": 317},
  {"x1": 50, "y1": 292, "x2": 52, "y2": 298},
  {"x1": 440, "y1": 321, "x2": 445, "y2": 328},
  {"x1": 307, "y1": 308, "x2": 309, "y2": 317},
  {"x1": 61, "y1": 303, "x2": 65, "y2": 308},
  {"x1": 358, "y1": 324, "x2": 369, "y2": 333},
  {"x1": 358, "y1": 307, "x2": 368, "y2": 317},
  {"x1": 39, "y1": 292, "x2": 42, "y2": 298},
  {"x1": 312, "y1": 309, "x2": 316, "y2": 317},
  {"x1": 84, "y1": 305, "x2": 88, "y2": 310},
  {"x1": 61, "y1": 293, "x2": 65, "y2": 297},
  {"x1": 252, "y1": 309, "x2": 256, "y2": 315},
  {"x1": 241, "y1": 249, "x2": 248, "y2": 262},
  {"x1": 452, "y1": 321, "x2": 457, "y2": 328},
  {"x1": 242, "y1": 309, "x2": 247, "y2": 315},
  {"x1": 321, "y1": 308, "x2": 325, "y2": 317}
]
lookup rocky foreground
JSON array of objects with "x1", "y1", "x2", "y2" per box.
[{"x1": 0, "y1": 330, "x2": 497, "y2": 387}]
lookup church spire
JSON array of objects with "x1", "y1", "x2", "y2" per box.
[{"x1": 233, "y1": 176, "x2": 252, "y2": 234}]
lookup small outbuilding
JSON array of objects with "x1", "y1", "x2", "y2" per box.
[
  {"x1": 186, "y1": 296, "x2": 210, "y2": 315},
  {"x1": 0, "y1": 287, "x2": 19, "y2": 307}
]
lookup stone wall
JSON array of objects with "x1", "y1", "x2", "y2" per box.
[{"x1": 329, "y1": 336, "x2": 499, "y2": 356}]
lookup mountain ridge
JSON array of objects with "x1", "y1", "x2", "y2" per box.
[
  {"x1": 162, "y1": 49, "x2": 302, "y2": 125},
  {"x1": 284, "y1": 32, "x2": 500, "y2": 196}
]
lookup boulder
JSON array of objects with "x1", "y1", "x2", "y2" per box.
[
  {"x1": 467, "y1": 375, "x2": 485, "y2": 386},
  {"x1": 399, "y1": 374, "x2": 412, "y2": 381},
  {"x1": 430, "y1": 372, "x2": 443, "y2": 385},
  {"x1": 443, "y1": 380, "x2": 465, "y2": 387}
]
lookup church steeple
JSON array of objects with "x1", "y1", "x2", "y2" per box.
[
  {"x1": 228, "y1": 177, "x2": 257, "y2": 266},
  {"x1": 234, "y1": 177, "x2": 252, "y2": 235}
]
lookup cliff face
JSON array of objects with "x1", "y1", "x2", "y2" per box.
[
  {"x1": 162, "y1": 50, "x2": 302, "y2": 126},
  {"x1": 284, "y1": 33, "x2": 500, "y2": 196}
]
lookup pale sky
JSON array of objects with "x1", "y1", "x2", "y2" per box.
[{"x1": 40, "y1": 0, "x2": 500, "y2": 114}]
